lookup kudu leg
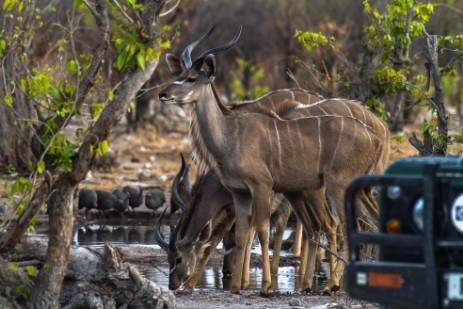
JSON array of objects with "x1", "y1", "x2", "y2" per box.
[
  {"x1": 241, "y1": 227, "x2": 256, "y2": 289},
  {"x1": 324, "y1": 181, "x2": 350, "y2": 295},
  {"x1": 295, "y1": 232, "x2": 308, "y2": 290},
  {"x1": 283, "y1": 192, "x2": 318, "y2": 292},
  {"x1": 301, "y1": 233, "x2": 318, "y2": 292},
  {"x1": 270, "y1": 205, "x2": 291, "y2": 276},
  {"x1": 251, "y1": 187, "x2": 273, "y2": 295},
  {"x1": 230, "y1": 192, "x2": 253, "y2": 294},
  {"x1": 292, "y1": 220, "x2": 303, "y2": 257},
  {"x1": 297, "y1": 231, "x2": 309, "y2": 276},
  {"x1": 222, "y1": 224, "x2": 236, "y2": 278},
  {"x1": 357, "y1": 189, "x2": 379, "y2": 260},
  {"x1": 270, "y1": 204, "x2": 292, "y2": 292}
]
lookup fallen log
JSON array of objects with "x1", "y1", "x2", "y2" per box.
[{"x1": 8, "y1": 236, "x2": 175, "y2": 308}]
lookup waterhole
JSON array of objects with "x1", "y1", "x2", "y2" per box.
[{"x1": 73, "y1": 221, "x2": 329, "y2": 293}]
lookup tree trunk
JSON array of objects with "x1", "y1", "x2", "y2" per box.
[
  {"x1": 408, "y1": 35, "x2": 448, "y2": 155},
  {"x1": 30, "y1": 188, "x2": 75, "y2": 308}
]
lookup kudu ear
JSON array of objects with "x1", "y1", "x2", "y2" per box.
[
  {"x1": 193, "y1": 220, "x2": 212, "y2": 246},
  {"x1": 165, "y1": 53, "x2": 184, "y2": 76},
  {"x1": 202, "y1": 55, "x2": 216, "y2": 81}
]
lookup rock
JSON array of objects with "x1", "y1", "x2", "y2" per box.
[{"x1": 288, "y1": 298, "x2": 302, "y2": 307}]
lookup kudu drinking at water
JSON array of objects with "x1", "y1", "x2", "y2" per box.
[
  {"x1": 159, "y1": 26, "x2": 390, "y2": 295},
  {"x1": 156, "y1": 156, "x2": 295, "y2": 291}
]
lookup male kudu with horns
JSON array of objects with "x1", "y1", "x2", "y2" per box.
[{"x1": 159, "y1": 26, "x2": 390, "y2": 295}]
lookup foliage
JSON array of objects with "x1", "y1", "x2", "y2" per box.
[
  {"x1": 295, "y1": 30, "x2": 333, "y2": 52},
  {"x1": 0, "y1": 2, "x2": 169, "y2": 300},
  {"x1": 294, "y1": 0, "x2": 463, "y2": 153},
  {"x1": 230, "y1": 58, "x2": 269, "y2": 100}
]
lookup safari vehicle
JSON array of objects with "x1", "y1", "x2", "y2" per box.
[{"x1": 345, "y1": 156, "x2": 463, "y2": 309}]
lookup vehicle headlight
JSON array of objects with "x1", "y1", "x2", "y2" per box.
[
  {"x1": 412, "y1": 198, "x2": 424, "y2": 232},
  {"x1": 451, "y1": 194, "x2": 463, "y2": 234},
  {"x1": 387, "y1": 186, "x2": 402, "y2": 200}
]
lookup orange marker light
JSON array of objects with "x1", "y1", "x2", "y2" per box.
[
  {"x1": 369, "y1": 272, "x2": 403, "y2": 289},
  {"x1": 386, "y1": 218, "x2": 401, "y2": 234}
]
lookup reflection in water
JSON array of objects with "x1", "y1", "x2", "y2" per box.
[
  {"x1": 73, "y1": 224, "x2": 166, "y2": 247},
  {"x1": 74, "y1": 223, "x2": 328, "y2": 293},
  {"x1": 140, "y1": 263, "x2": 328, "y2": 293}
]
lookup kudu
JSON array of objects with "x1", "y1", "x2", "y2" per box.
[
  {"x1": 159, "y1": 26, "x2": 390, "y2": 295},
  {"x1": 156, "y1": 166, "x2": 293, "y2": 291},
  {"x1": 156, "y1": 95, "x2": 351, "y2": 293},
  {"x1": 156, "y1": 91, "x2": 341, "y2": 292}
]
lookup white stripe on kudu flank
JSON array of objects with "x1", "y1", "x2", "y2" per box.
[
  {"x1": 341, "y1": 101, "x2": 354, "y2": 117},
  {"x1": 331, "y1": 117, "x2": 344, "y2": 170},
  {"x1": 266, "y1": 120, "x2": 274, "y2": 172},
  {"x1": 286, "y1": 121, "x2": 295, "y2": 154},
  {"x1": 317, "y1": 105, "x2": 328, "y2": 115},
  {"x1": 295, "y1": 120, "x2": 304, "y2": 154},
  {"x1": 317, "y1": 117, "x2": 322, "y2": 174},
  {"x1": 360, "y1": 106, "x2": 367, "y2": 123},
  {"x1": 269, "y1": 96, "x2": 276, "y2": 110},
  {"x1": 273, "y1": 119, "x2": 283, "y2": 167}
]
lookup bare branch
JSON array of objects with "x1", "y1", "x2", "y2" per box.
[
  {"x1": 308, "y1": 237, "x2": 347, "y2": 264},
  {"x1": 409, "y1": 131, "x2": 433, "y2": 156},
  {"x1": 112, "y1": 0, "x2": 136, "y2": 26},
  {"x1": 441, "y1": 51, "x2": 463, "y2": 74},
  {"x1": 160, "y1": 0, "x2": 181, "y2": 17}
]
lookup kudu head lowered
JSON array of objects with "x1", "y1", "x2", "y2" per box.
[
  {"x1": 155, "y1": 206, "x2": 212, "y2": 290},
  {"x1": 159, "y1": 25, "x2": 242, "y2": 105},
  {"x1": 156, "y1": 163, "x2": 234, "y2": 290}
]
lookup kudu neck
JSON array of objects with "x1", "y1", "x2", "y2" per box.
[{"x1": 190, "y1": 84, "x2": 232, "y2": 173}]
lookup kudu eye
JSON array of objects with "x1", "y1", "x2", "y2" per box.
[
  {"x1": 186, "y1": 77, "x2": 196, "y2": 83},
  {"x1": 175, "y1": 256, "x2": 182, "y2": 265}
]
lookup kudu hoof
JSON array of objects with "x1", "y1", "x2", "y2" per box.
[
  {"x1": 322, "y1": 284, "x2": 340, "y2": 296},
  {"x1": 302, "y1": 287, "x2": 312, "y2": 293},
  {"x1": 259, "y1": 290, "x2": 270, "y2": 297},
  {"x1": 229, "y1": 287, "x2": 241, "y2": 294}
]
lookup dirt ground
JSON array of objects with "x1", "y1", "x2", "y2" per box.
[{"x1": 113, "y1": 246, "x2": 378, "y2": 309}]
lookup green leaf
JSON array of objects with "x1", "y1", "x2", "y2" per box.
[
  {"x1": 394, "y1": 134, "x2": 405, "y2": 143},
  {"x1": 98, "y1": 140, "x2": 109, "y2": 155},
  {"x1": 136, "y1": 54, "x2": 145, "y2": 70},
  {"x1": 116, "y1": 53, "x2": 127, "y2": 71},
  {"x1": 108, "y1": 89, "x2": 114, "y2": 101},
  {"x1": 74, "y1": 0, "x2": 84, "y2": 8},
  {"x1": 4, "y1": 95, "x2": 13, "y2": 107},
  {"x1": 66, "y1": 60, "x2": 77, "y2": 74},
  {"x1": 420, "y1": 121, "x2": 431, "y2": 133},
  {"x1": 0, "y1": 40, "x2": 6, "y2": 56},
  {"x1": 3, "y1": 0, "x2": 15, "y2": 11},
  {"x1": 37, "y1": 161, "x2": 45, "y2": 174},
  {"x1": 25, "y1": 266, "x2": 38, "y2": 277}
]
